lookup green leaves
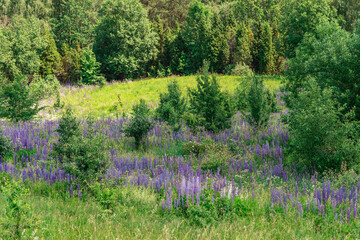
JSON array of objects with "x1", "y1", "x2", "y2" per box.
[
  {"x1": 285, "y1": 79, "x2": 360, "y2": 172},
  {"x1": 53, "y1": 109, "x2": 110, "y2": 186},
  {"x1": 0, "y1": 78, "x2": 44, "y2": 122},
  {"x1": 94, "y1": 0, "x2": 158, "y2": 80},
  {"x1": 187, "y1": 74, "x2": 235, "y2": 132},
  {"x1": 124, "y1": 99, "x2": 154, "y2": 149},
  {"x1": 156, "y1": 80, "x2": 186, "y2": 129}
]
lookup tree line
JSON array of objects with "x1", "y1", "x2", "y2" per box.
[{"x1": 0, "y1": 0, "x2": 359, "y2": 86}]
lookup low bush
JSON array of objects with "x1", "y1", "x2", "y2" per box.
[
  {"x1": 156, "y1": 80, "x2": 186, "y2": 130},
  {"x1": 53, "y1": 108, "x2": 110, "y2": 187},
  {"x1": 231, "y1": 63, "x2": 254, "y2": 77},
  {"x1": 0, "y1": 173, "x2": 40, "y2": 239},
  {"x1": 123, "y1": 99, "x2": 154, "y2": 149},
  {"x1": 0, "y1": 129, "x2": 11, "y2": 160},
  {"x1": 0, "y1": 78, "x2": 44, "y2": 122},
  {"x1": 187, "y1": 74, "x2": 235, "y2": 132}
]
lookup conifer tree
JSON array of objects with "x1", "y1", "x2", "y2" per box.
[
  {"x1": 188, "y1": 72, "x2": 235, "y2": 132},
  {"x1": 235, "y1": 22, "x2": 253, "y2": 67},
  {"x1": 209, "y1": 12, "x2": 230, "y2": 73},
  {"x1": 40, "y1": 28, "x2": 63, "y2": 78},
  {"x1": 182, "y1": 1, "x2": 212, "y2": 74}
]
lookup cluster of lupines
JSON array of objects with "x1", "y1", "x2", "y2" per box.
[
  {"x1": 0, "y1": 116, "x2": 290, "y2": 206},
  {"x1": 271, "y1": 181, "x2": 360, "y2": 222}
]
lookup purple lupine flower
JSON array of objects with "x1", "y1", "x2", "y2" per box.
[{"x1": 70, "y1": 186, "x2": 74, "y2": 198}]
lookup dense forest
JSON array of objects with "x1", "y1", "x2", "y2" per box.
[{"x1": 0, "y1": 0, "x2": 358, "y2": 83}]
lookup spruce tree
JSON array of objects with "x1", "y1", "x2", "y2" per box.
[
  {"x1": 182, "y1": 1, "x2": 212, "y2": 74},
  {"x1": 156, "y1": 80, "x2": 186, "y2": 129},
  {"x1": 188, "y1": 73, "x2": 234, "y2": 132},
  {"x1": 39, "y1": 28, "x2": 63, "y2": 78},
  {"x1": 209, "y1": 12, "x2": 230, "y2": 73},
  {"x1": 235, "y1": 22, "x2": 253, "y2": 67}
]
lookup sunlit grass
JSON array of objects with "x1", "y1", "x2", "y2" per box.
[{"x1": 60, "y1": 75, "x2": 282, "y2": 118}]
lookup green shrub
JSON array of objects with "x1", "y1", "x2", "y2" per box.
[
  {"x1": 0, "y1": 129, "x2": 11, "y2": 159},
  {"x1": 244, "y1": 76, "x2": 274, "y2": 128},
  {"x1": 0, "y1": 173, "x2": 40, "y2": 239},
  {"x1": 284, "y1": 79, "x2": 360, "y2": 173},
  {"x1": 231, "y1": 62, "x2": 253, "y2": 76},
  {"x1": 123, "y1": 99, "x2": 154, "y2": 149},
  {"x1": 53, "y1": 108, "x2": 110, "y2": 186},
  {"x1": 187, "y1": 74, "x2": 235, "y2": 132},
  {"x1": 0, "y1": 78, "x2": 44, "y2": 122},
  {"x1": 182, "y1": 137, "x2": 233, "y2": 173},
  {"x1": 79, "y1": 48, "x2": 106, "y2": 86},
  {"x1": 156, "y1": 80, "x2": 186, "y2": 130}
]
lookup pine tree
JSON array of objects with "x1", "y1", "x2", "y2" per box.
[
  {"x1": 235, "y1": 22, "x2": 253, "y2": 67},
  {"x1": 209, "y1": 12, "x2": 230, "y2": 73},
  {"x1": 188, "y1": 73, "x2": 235, "y2": 132},
  {"x1": 39, "y1": 28, "x2": 63, "y2": 78},
  {"x1": 156, "y1": 80, "x2": 186, "y2": 128},
  {"x1": 182, "y1": 1, "x2": 212, "y2": 74}
]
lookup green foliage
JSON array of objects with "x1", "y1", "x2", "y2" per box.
[
  {"x1": 79, "y1": 48, "x2": 105, "y2": 86},
  {"x1": 59, "y1": 44, "x2": 82, "y2": 83},
  {"x1": 0, "y1": 129, "x2": 11, "y2": 159},
  {"x1": 285, "y1": 20, "x2": 360, "y2": 120},
  {"x1": 244, "y1": 76, "x2": 274, "y2": 128},
  {"x1": 331, "y1": 0, "x2": 360, "y2": 31},
  {"x1": 181, "y1": 1, "x2": 212, "y2": 74},
  {"x1": 284, "y1": 79, "x2": 360, "y2": 173},
  {"x1": 0, "y1": 78, "x2": 44, "y2": 122},
  {"x1": 0, "y1": 16, "x2": 47, "y2": 82},
  {"x1": 94, "y1": 0, "x2": 158, "y2": 80},
  {"x1": 124, "y1": 99, "x2": 154, "y2": 149},
  {"x1": 182, "y1": 137, "x2": 233, "y2": 172},
  {"x1": 282, "y1": 0, "x2": 336, "y2": 58},
  {"x1": 187, "y1": 74, "x2": 235, "y2": 132},
  {"x1": 0, "y1": 173, "x2": 39, "y2": 239},
  {"x1": 235, "y1": 22, "x2": 253, "y2": 67},
  {"x1": 209, "y1": 11, "x2": 230, "y2": 73},
  {"x1": 252, "y1": 22, "x2": 276, "y2": 75},
  {"x1": 0, "y1": 0, "x2": 53, "y2": 23},
  {"x1": 53, "y1": 108, "x2": 110, "y2": 186},
  {"x1": 231, "y1": 63, "x2": 253, "y2": 77},
  {"x1": 53, "y1": 0, "x2": 94, "y2": 48},
  {"x1": 156, "y1": 80, "x2": 186, "y2": 129},
  {"x1": 39, "y1": 28, "x2": 63, "y2": 78}
]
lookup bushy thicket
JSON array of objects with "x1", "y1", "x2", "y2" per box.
[
  {"x1": 285, "y1": 20, "x2": 360, "y2": 120},
  {"x1": 156, "y1": 80, "x2": 186, "y2": 129},
  {"x1": 53, "y1": 108, "x2": 110, "y2": 186},
  {"x1": 0, "y1": 129, "x2": 11, "y2": 159},
  {"x1": 284, "y1": 79, "x2": 360, "y2": 173},
  {"x1": 0, "y1": 78, "x2": 44, "y2": 122}
]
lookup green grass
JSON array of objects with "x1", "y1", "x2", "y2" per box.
[
  {"x1": 60, "y1": 75, "x2": 282, "y2": 118},
  {"x1": 2, "y1": 186, "x2": 356, "y2": 240}
]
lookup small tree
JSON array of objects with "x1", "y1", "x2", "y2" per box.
[
  {"x1": 124, "y1": 99, "x2": 154, "y2": 149},
  {"x1": 79, "y1": 48, "x2": 106, "y2": 86},
  {"x1": 156, "y1": 80, "x2": 186, "y2": 129},
  {"x1": 0, "y1": 78, "x2": 43, "y2": 122},
  {"x1": 245, "y1": 76, "x2": 274, "y2": 128},
  {"x1": 187, "y1": 74, "x2": 235, "y2": 132},
  {"x1": 284, "y1": 79, "x2": 360, "y2": 173},
  {"x1": 53, "y1": 108, "x2": 109, "y2": 186}
]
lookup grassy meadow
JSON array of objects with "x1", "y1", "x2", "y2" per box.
[{"x1": 58, "y1": 75, "x2": 282, "y2": 118}]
